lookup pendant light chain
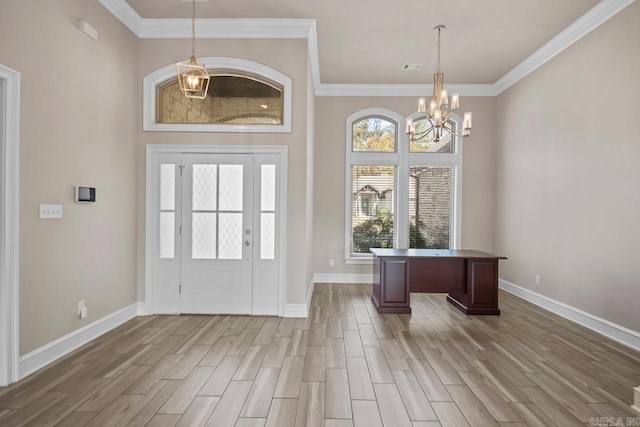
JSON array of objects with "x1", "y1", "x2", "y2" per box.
[
  {"x1": 436, "y1": 26, "x2": 441, "y2": 73},
  {"x1": 191, "y1": 0, "x2": 196, "y2": 58}
]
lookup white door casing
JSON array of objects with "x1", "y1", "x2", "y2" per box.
[{"x1": 0, "y1": 64, "x2": 21, "y2": 386}]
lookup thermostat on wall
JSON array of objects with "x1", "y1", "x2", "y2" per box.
[{"x1": 75, "y1": 186, "x2": 96, "y2": 203}]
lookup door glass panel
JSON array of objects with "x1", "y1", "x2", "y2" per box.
[
  {"x1": 160, "y1": 212, "x2": 175, "y2": 258},
  {"x1": 409, "y1": 166, "x2": 455, "y2": 249},
  {"x1": 219, "y1": 165, "x2": 243, "y2": 211},
  {"x1": 160, "y1": 164, "x2": 175, "y2": 210},
  {"x1": 261, "y1": 213, "x2": 275, "y2": 260},
  {"x1": 193, "y1": 165, "x2": 217, "y2": 211},
  {"x1": 219, "y1": 213, "x2": 243, "y2": 259},
  {"x1": 192, "y1": 212, "x2": 217, "y2": 259},
  {"x1": 261, "y1": 165, "x2": 276, "y2": 211}
]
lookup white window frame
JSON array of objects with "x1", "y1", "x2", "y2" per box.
[
  {"x1": 143, "y1": 57, "x2": 292, "y2": 133},
  {"x1": 344, "y1": 109, "x2": 463, "y2": 264}
]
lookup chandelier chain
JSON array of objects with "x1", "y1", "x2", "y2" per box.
[{"x1": 436, "y1": 26, "x2": 441, "y2": 73}]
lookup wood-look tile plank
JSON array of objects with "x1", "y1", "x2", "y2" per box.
[
  {"x1": 343, "y1": 330, "x2": 365, "y2": 358},
  {"x1": 346, "y1": 357, "x2": 375, "y2": 400},
  {"x1": 392, "y1": 370, "x2": 438, "y2": 421},
  {"x1": 325, "y1": 419, "x2": 354, "y2": 427},
  {"x1": 236, "y1": 418, "x2": 266, "y2": 427},
  {"x1": 240, "y1": 367, "x2": 280, "y2": 418},
  {"x1": 373, "y1": 383, "x2": 413, "y2": 427},
  {"x1": 302, "y1": 346, "x2": 325, "y2": 382},
  {"x1": 295, "y1": 382, "x2": 324, "y2": 427},
  {"x1": 159, "y1": 366, "x2": 215, "y2": 414},
  {"x1": 408, "y1": 358, "x2": 452, "y2": 402},
  {"x1": 274, "y1": 356, "x2": 305, "y2": 398},
  {"x1": 446, "y1": 385, "x2": 500, "y2": 427},
  {"x1": 262, "y1": 337, "x2": 290, "y2": 368},
  {"x1": 325, "y1": 368, "x2": 352, "y2": 419},
  {"x1": 431, "y1": 402, "x2": 471, "y2": 427},
  {"x1": 518, "y1": 387, "x2": 584, "y2": 427},
  {"x1": 125, "y1": 353, "x2": 183, "y2": 395},
  {"x1": 205, "y1": 380, "x2": 252, "y2": 427},
  {"x1": 198, "y1": 355, "x2": 243, "y2": 396},
  {"x1": 234, "y1": 345, "x2": 268, "y2": 381},
  {"x1": 380, "y1": 339, "x2": 411, "y2": 370},
  {"x1": 275, "y1": 318, "x2": 296, "y2": 338},
  {"x1": 198, "y1": 335, "x2": 236, "y2": 366},
  {"x1": 227, "y1": 329, "x2": 260, "y2": 356},
  {"x1": 85, "y1": 394, "x2": 144, "y2": 427},
  {"x1": 326, "y1": 337, "x2": 347, "y2": 368},
  {"x1": 115, "y1": 380, "x2": 181, "y2": 427},
  {"x1": 77, "y1": 365, "x2": 148, "y2": 412},
  {"x1": 358, "y1": 324, "x2": 381, "y2": 348},
  {"x1": 253, "y1": 319, "x2": 280, "y2": 346},
  {"x1": 147, "y1": 413, "x2": 182, "y2": 427},
  {"x1": 458, "y1": 371, "x2": 522, "y2": 423},
  {"x1": 364, "y1": 347, "x2": 394, "y2": 384},
  {"x1": 327, "y1": 316, "x2": 344, "y2": 338},
  {"x1": 352, "y1": 400, "x2": 383, "y2": 427},
  {"x1": 54, "y1": 410, "x2": 99, "y2": 427},
  {"x1": 164, "y1": 345, "x2": 211, "y2": 380},
  {"x1": 175, "y1": 396, "x2": 219, "y2": 427},
  {"x1": 287, "y1": 329, "x2": 308, "y2": 357},
  {"x1": 265, "y1": 398, "x2": 298, "y2": 427}
]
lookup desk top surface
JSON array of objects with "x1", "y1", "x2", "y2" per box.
[{"x1": 370, "y1": 248, "x2": 506, "y2": 259}]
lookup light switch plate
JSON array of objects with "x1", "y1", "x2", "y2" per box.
[{"x1": 39, "y1": 204, "x2": 63, "y2": 219}]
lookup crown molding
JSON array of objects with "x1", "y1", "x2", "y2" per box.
[
  {"x1": 315, "y1": 83, "x2": 497, "y2": 97},
  {"x1": 139, "y1": 18, "x2": 315, "y2": 39},
  {"x1": 493, "y1": 0, "x2": 636, "y2": 94},
  {"x1": 98, "y1": 0, "x2": 635, "y2": 97}
]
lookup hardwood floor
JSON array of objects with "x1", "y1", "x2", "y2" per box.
[{"x1": 1, "y1": 284, "x2": 639, "y2": 426}]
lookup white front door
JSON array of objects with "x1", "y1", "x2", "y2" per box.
[
  {"x1": 181, "y1": 154, "x2": 253, "y2": 314},
  {"x1": 150, "y1": 148, "x2": 282, "y2": 316}
]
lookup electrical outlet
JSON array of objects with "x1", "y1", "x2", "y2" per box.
[
  {"x1": 78, "y1": 300, "x2": 86, "y2": 318},
  {"x1": 329, "y1": 259, "x2": 335, "y2": 267},
  {"x1": 535, "y1": 275, "x2": 541, "y2": 285}
]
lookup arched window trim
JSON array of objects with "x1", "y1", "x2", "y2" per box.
[
  {"x1": 143, "y1": 57, "x2": 292, "y2": 133},
  {"x1": 344, "y1": 108, "x2": 463, "y2": 264}
]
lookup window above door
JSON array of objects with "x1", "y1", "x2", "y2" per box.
[{"x1": 143, "y1": 57, "x2": 292, "y2": 133}]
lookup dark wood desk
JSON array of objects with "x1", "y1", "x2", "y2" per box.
[{"x1": 370, "y1": 248, "x2": 506, "y2": 315}]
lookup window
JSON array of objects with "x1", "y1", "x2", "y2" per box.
[
  {"x1": 158, "y1": 73, "x2": 283, "y2": 125},
  {"x1": 143, "y1": 57, "x2": 292, "y2": 133},
  {"x1": 345, "y1": 109, "x2": 462, "y2": 263}
]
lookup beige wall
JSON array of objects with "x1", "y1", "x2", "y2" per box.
[
  {"x1": 136, "y1": 38, "x2": 313, "y2": 305},
  {"x1": 494, "y1": 2, "x2": 640, "y2": 331},
  {"x1": 0, "y1": 0, "x2": 140, "y2": 354},
  {"x1": 312, "y1": 96, "x2": 497, "y2": 275}
]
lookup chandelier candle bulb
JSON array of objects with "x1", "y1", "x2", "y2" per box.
[
  {"x1": 418, "y1": 97, "x2": 426, "y2": 113},
  {"x1": 463, "y1": 112, "x2": 472, "y2": 129},
  {"x1": 451, "y1": 93, "x2": 459, "y2": 109},
  {"x1": 441, "y1": 88, "x2": 448, "y2": 106},
  {"x1": 406, "y1": 118, "x2": 413, "y2": 134}
]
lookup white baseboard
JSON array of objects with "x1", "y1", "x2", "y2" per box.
[
  {"x1": 282, "y1": 280, "x2": 315, "y2": 318},
  {"x1": 136, "y1": 301, "x2": 150, "y2": 316},
  {"x1": 19, "y1": 302, "x2": 139, "y2": 379},
  {"x1": 313, "y1": 273, "x2": 373, "y2": 284},
  {"x1": 499, "y1": 279, "x2": 640, "y2": 352}
]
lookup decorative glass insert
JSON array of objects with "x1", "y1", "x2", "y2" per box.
[
  {"x1": 409, "y1": 118, "x2": 454, "y2": 153},
  {"x1": 261, "y1": 213, "x2": 275, "y2": 260},
  {"x1": 159, "y1": 212, "x2": 175, "y2": 259},
  {"x1": 218, "y1": 213, "x2": 243, "y2": 259},
  {"x1": 352, "y1": 117, "x2": 396, "y2": 152},
  {"x1": 192, "y1": 213, "x2": 217, "y2": 259},
  {"x1": 193, "y1": 165, "x2": 217, "y2": 211},
  {"x1": 351, "y1": 165, "x2": 396, "y2": 254},
  {"x1": 261, "y1": 165, "x2": 276, "y2": 211},
  {"x1": 158, "y1": 74, "x2": 283, "y2": 125},
  {"x1": 160, "y1": 164, "x2": 176, "y2": 259},
  {"x1": 409, "y1": 166, "x2": 455, "y2": 249},
  {"x1": 160, "y1": 164, "x2": 175, "y2": 210},
  {"x1": 219, "y1": 165, "x2": 243, "y2": 211}
]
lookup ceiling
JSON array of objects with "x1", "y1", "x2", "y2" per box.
[
  {"x1": 101, "y1": 0, "x2": 635, "y2": 94},
  {"x1": 124, "y1": 0, "x2": 600, "y2": 86}
]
